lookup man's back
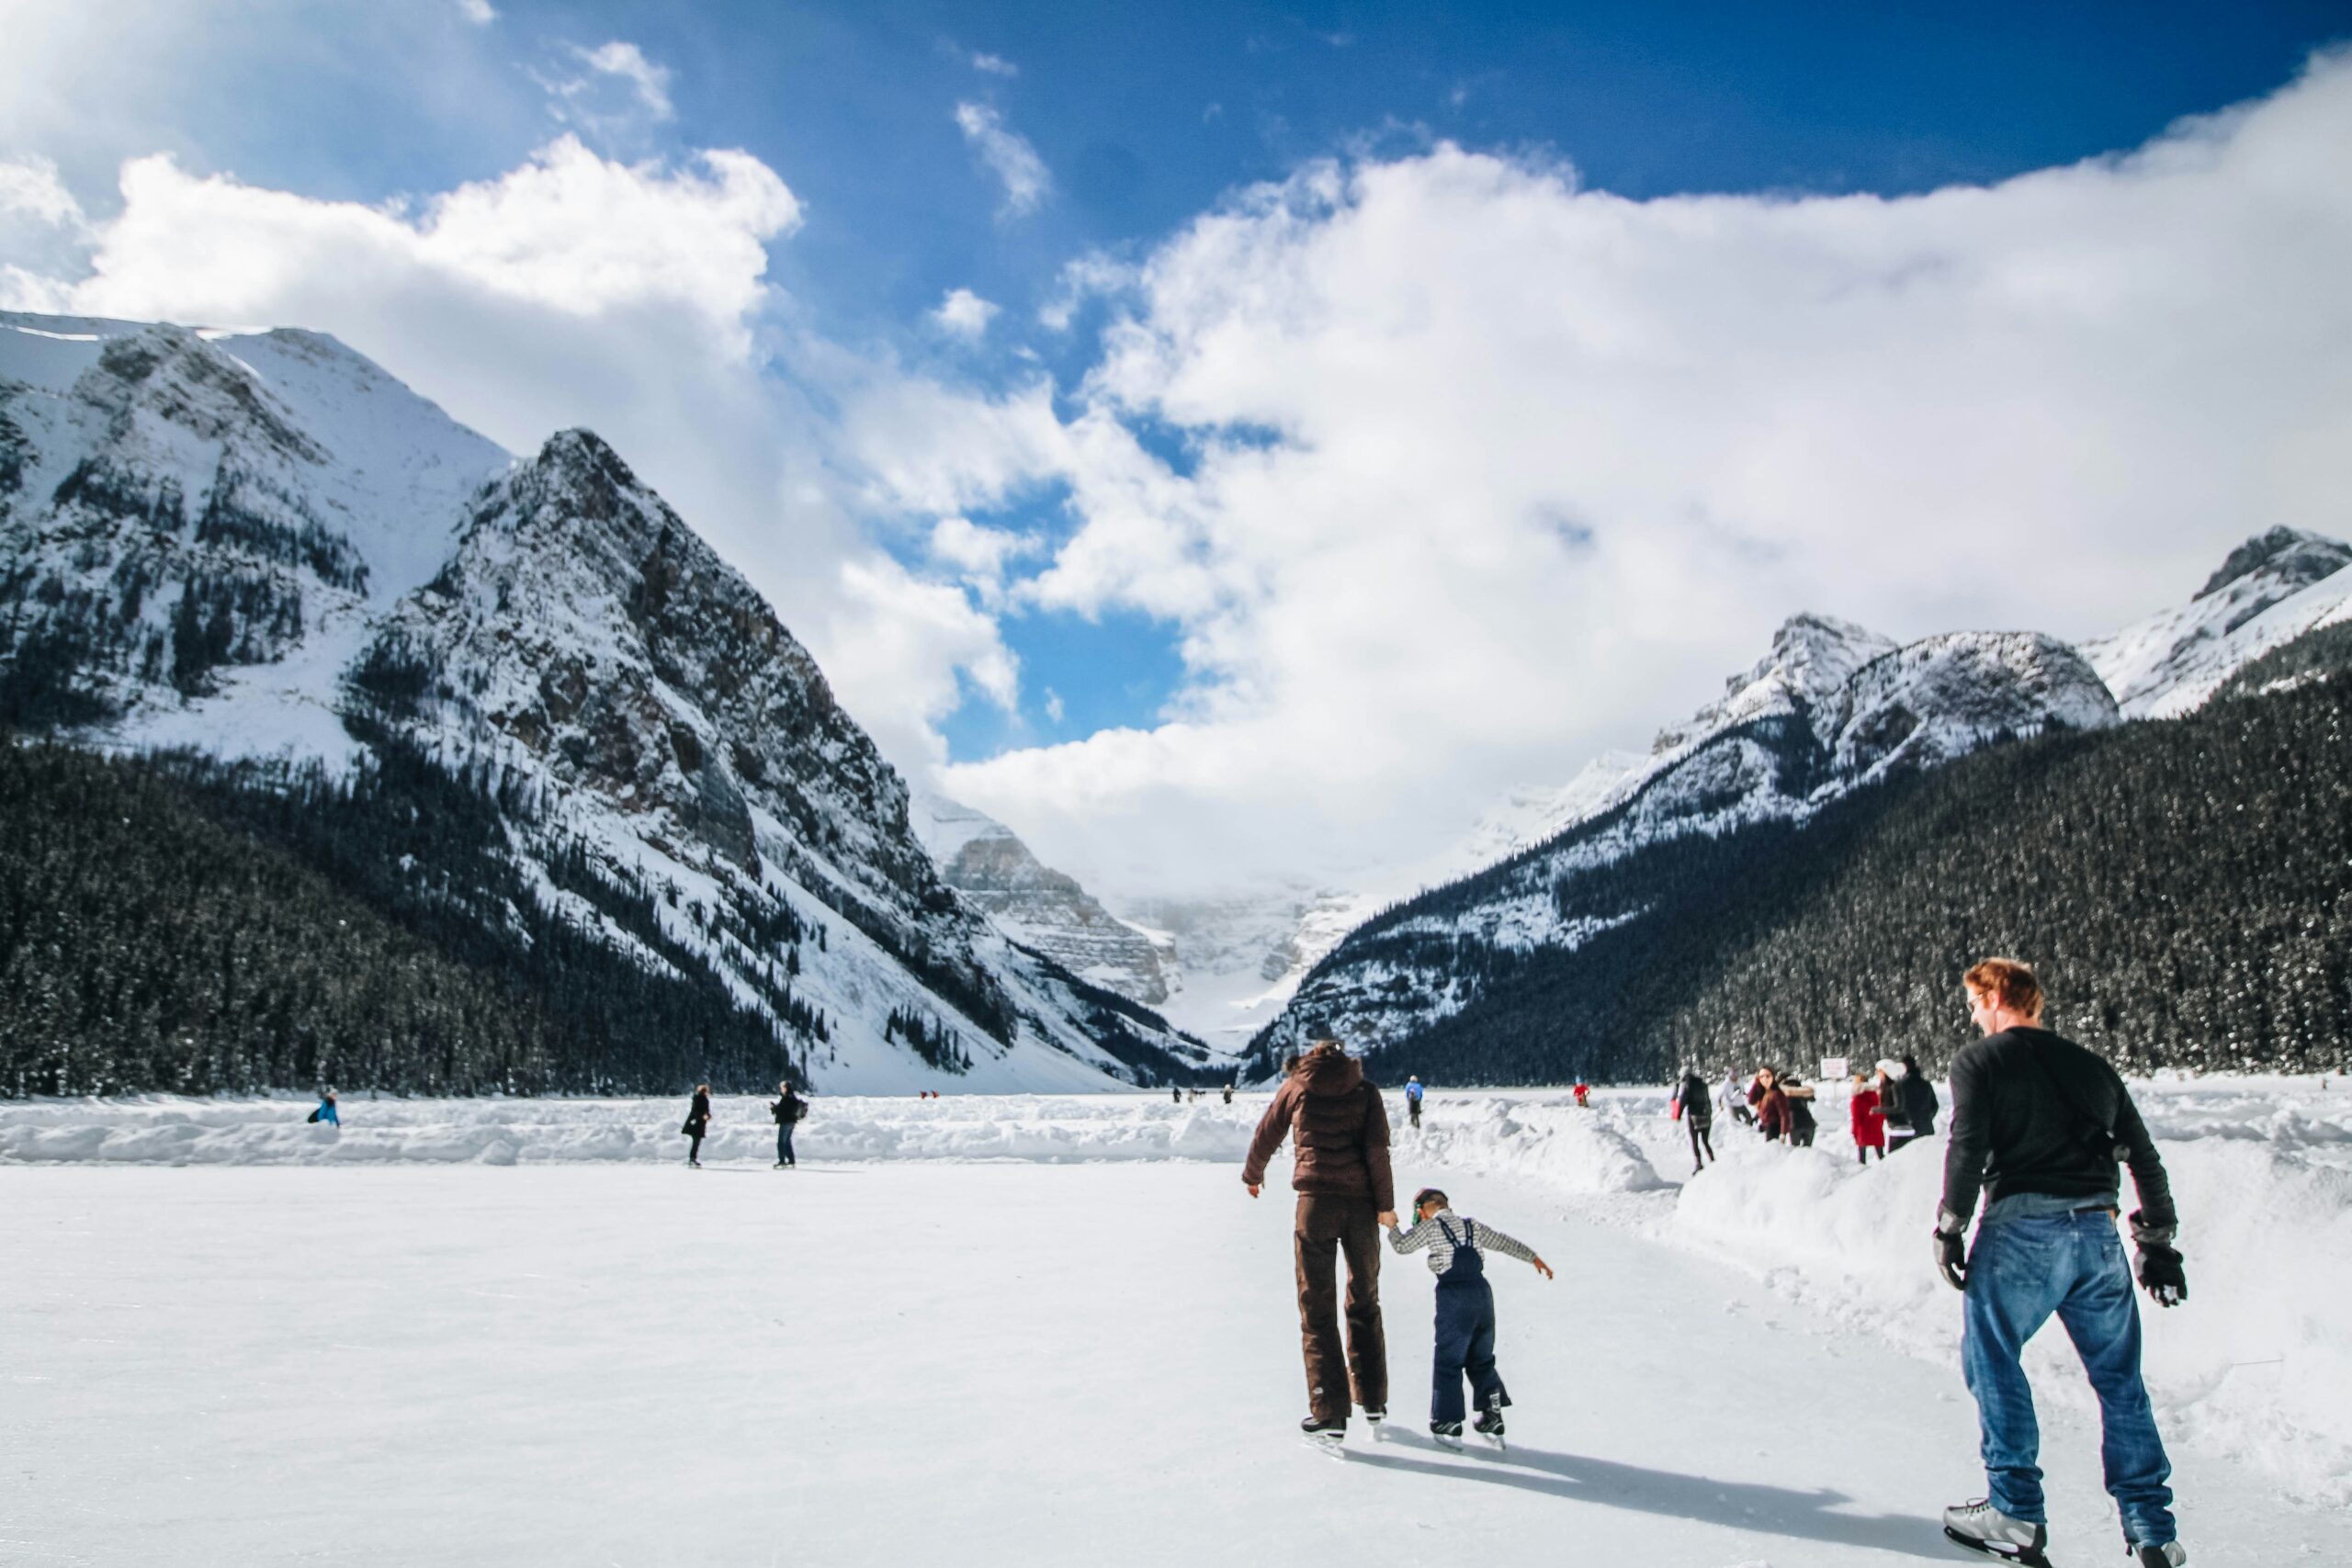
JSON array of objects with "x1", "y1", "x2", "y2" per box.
[{"x1": 1942, "y1": 1027, "x2": 2174, "y2": 1224}]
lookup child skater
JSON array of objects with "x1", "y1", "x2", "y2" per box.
[{"x1": 1387, "y1": 1187, "x2": 1554, "y2": 1446}]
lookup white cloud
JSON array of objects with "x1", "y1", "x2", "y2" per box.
[
  {"x1": 971, "y1": 52, "x2": 1018, "y2": 78},
  {"x1": 928, "y1": 515, "x2": 1038, "y2": 607},
  {"x1": 931, "y1": 286, "x2": 1000, "y2": 338},
  {"x1": 955, "y1": 101, "x2": 1051, "y2": 218},
  {"x1": 457, "y1": 0, "x2": 497, "y2": 24},
  {"x1": 931, "y1": 51, "x2": 2352, "y2": 900},
  {"x1": 574, "y1": 40, "x2": 673, "y2": 120},
  {"x1": 0, "y1": 153, "x2": 93, "y2": 310},
  {"x1": 1037, "y1": 251, "x2": 1136, "y2": 331},
  {"x1": 1044, "y1": 689, "x2": 1065, "y2": 723}
]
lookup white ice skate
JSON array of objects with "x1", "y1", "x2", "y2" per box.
[{"x1": 1942, "y1": 1500, "x2": 2052, "y2": 1567}]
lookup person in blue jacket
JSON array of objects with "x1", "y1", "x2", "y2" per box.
[
  {"x1": 308, "y1": 1089, "x2": 339, "y2": 1126},
  {"x1": 1405, "y1": 1076, "x2": 1425, "y2": 1129}
]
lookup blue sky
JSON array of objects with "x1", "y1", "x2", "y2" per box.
[{"x1": 6, "y1": 1, "x2": 2349, "y2": 893}]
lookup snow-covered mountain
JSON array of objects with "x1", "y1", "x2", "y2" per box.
[
  {"x1": 2083, "y1": 526, "x2": 2352, "y2": 717},
  {"x1": 910, "y1": 793, "x2": 1175, "y2": 1006},
  {"x1": 1250, "y1": 614, "x2": 2119, "y2": 1071},
  {"x1": 0, "y1": 310, "x2": 1226, "y2": 1093}
]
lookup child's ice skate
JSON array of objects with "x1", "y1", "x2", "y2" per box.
[
  {"x1": 1473, "y1": 1399, "x2": 1507, "y2": 1450},
  {"x1": 1298, "y1": 1416, "x2": 1347, "y2": 1459}
]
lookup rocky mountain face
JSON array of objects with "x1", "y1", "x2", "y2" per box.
[
  {"x1": 910, "y1": 793, "x2": 1174, "y2": 1005},
  {"x1": 1248, "y1": 614, "x2": 2120, "y2": 1075},
  {"x1": 2084, "y1": 526, "x2": 2352, "y2": 717},
  {"x1": 0, "y1": 310, "x2": 1226, "y2": 1093}
]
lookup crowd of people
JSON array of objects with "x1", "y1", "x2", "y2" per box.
[{"x1": 1662, "y1": 1055, "x2": 1942, "y2": 1175}]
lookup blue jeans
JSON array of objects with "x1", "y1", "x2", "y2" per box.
[
  {"x1": 775, "y1": 1124, "x2": 795, "y2": 1166},
  {"x1": 1962, "y1": 1207, "x2": 2175, "y2": 1546}
]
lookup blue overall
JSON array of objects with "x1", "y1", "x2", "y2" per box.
[{"x1": 1430, "y1": 1220, "x2": 1510, "y2": 1425}]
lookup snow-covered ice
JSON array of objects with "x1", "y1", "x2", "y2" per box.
[{"x1": 3, "y1": 1080, "x2": 2348, "y2": 1564}]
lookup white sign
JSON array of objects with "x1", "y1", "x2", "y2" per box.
[{"x1": 1820, "y1": 1056, "x2": 1850, "y2": 1084}]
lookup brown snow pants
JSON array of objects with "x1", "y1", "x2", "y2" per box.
[{"x1": 1295, "y1": 1192, "x2": 1387, "y2": 1424}]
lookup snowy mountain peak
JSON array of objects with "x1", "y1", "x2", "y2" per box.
[
  {"x1": 910, "y1": 793, "x2": 1174, "y2": 1005},
  {"x1": 2085, "y1": 527, "x2": 2352, "y2": 718},
  {"x1": 1830, "y1": 631, "x2": 2116, "y2": 780},
  {"x1": 1653, "y1": 612, "x2": 1897, "y2": 756},
  {"x1": 2195, "y1": 526, "x2": 2350, "y2": 602}
]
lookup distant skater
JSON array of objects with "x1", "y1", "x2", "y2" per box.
[
  {"x1": 1173, "y1": 1085, "x2": 1183, "y2": 1104},
  {"x1": 1406, "y1": 1076, "x2": 1424, "y2": 1129},
  {"x1": 1388, "y1": 1186, "x2": 1553, "y2": 1445},
  {"x1": 1243, "y1": 1039, "x2": 1395, "y2": 1451},
  {"x1": 1223, "y1": 1084, "x2": 1235, "y2": 1105},
  {"x1": 1670, "y1": 1066, "x2": 1715, "y2": 1173},
  {"x1": 1785, "y1": 1076, "x2": 1818, "y2": 1149},
  {"x1": 1572, "y1": 1081, "x2": 1590, "y2": 1109},
  {"x1": 308, "y1": 1089, "x2": 339, "y2": 1126},
  {"x1": 1850, "y1": 1070, "x2": 1887, "y2": 1164},
  {"x1": 771, "y1": 1080, "x2": 807, "y2": 1168},
  {"x1": 1905, "y1": 1054, "x2": 1940, "y2": 1140},
  {"x1": 682, "y1": 1083, "x2": 712, "y2": 1167},
  {"x1": 1722, "y1": 1069, "x2": 1755, "y2": 1127},
  {"x1": 1754, "y1": 1067, "x2": 1789, "y2": 1144}
]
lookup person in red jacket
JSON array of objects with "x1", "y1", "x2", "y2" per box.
[
  {"x1": 1849, "y1": 1070, "x2": 1887, "y2": 1164},
  {"x1": 1572, "y1": 1081, "x2": 1590, "y2": 1109},
  {"x1": 1753, "y1": 1067, "x2": 1791, "y2": 1143}
]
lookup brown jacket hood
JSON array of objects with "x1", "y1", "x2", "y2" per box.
[{"x1": 1293, "y1": 1047, "x2": 1364, "y2": 1099}]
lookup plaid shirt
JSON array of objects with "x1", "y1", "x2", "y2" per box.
[{"x1": 1386, "y1": 1210, "x2": 1540, "y2": 1274}]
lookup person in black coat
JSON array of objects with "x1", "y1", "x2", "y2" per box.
[
  {"x1": 770, "y1": 1080, "x2": 807, "y2": 1168},
  {"x1": 682, "y1": 1083, "x2": 713, "y2": 1168},
  {"x1": 1904, "y1": 1054, "x2": 1940, "y2": 1138}
]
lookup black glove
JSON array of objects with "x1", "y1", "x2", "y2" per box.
[
  {"x1": 1933, "y1": 1206, "x2": 1969, "y2": 1292},
  {"x1": 2131, "y1": 1211, "x2": 2188, "y2": 1307}
]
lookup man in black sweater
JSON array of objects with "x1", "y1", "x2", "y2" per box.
[{"x1": 1934, "y1": 958, "x2": 2188, "y2": 1568}]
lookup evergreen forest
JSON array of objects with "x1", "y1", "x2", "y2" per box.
[{"x1": 1305, "y1": 672, "x2": 2352, "y2": 1087}]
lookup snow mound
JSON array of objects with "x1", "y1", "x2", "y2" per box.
[
  {"x1": 0, "y1": 1094, "x2": 1264, "y2": 1168},
  {"x1": 1402, "y1": 1094, "x2": 1671, "y2": 1196},
  {"x1": 1666, "y1": 1102, "x2": 2352, "y2": 1506}
]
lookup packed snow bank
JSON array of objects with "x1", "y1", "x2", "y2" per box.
[
  {"x1": 0, "y1": 1094, "x2": 1262, "y2": 1167},
  {"x1": 1666, "y1": 1093, "x2": 2352, "y2": 1506},
  {"x1": 0, "y1": 1089, "x2": 1666, "y2": 1195},
  {"x1": 1404, "y1": 1093, "x2": 1670, "y2": 1197}
]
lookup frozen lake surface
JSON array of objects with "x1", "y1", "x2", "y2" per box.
[{"x1": 4, "y1": 1145, "x2": 2347, "y2": 1566}]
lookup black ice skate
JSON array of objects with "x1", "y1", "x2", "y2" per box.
[
  {"x1": 2130, "y1": 1542, "x2": 2186, "y2": 1568},
  {"x1": 1473, "y1": 1403, "x2": 1506, "y2": 1450},
  {"x1": 1298, "y1": 1416, "x2": 1347, "y2": 1458},
  {"x1": 1429, "y1": 1420, "x2": 1464, "y2": 1449},
  {"x1": 1942, "y1": 1500, "x2": 2052, "y2": 1567},
  {"x1": 1362, "y1": 1407, "x2": 1388, "y2": 1441}
]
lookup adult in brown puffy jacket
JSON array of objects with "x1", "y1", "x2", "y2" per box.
[{"x1": 1242, "y1": 1040, "x2": 1396, "y2": 1437}]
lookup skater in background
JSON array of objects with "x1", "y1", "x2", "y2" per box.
[
  {"x1": 771, "y1": 1080, "x2": 807, "y2": 1168},
  {"x1": 1572, "y1": 1080, "x2": 1590, "y2": 1109},
  {"x1": 1721, "y1": 1069, "x2": 1755, "y2": 1127},
  {"x1": 1934, "y1": 958, "x2": 2186, "y2": 1568},
  {"x1": 1242, "y1": 1039, "x2": 1396, "y2": 1450},
  {"x1": 1877, "y1": 1060, "x2": 1917, "y2": 1153},
  {"x1": 1388, "y1": 1186, "x2": 1553, "y2": 1445},
  {"x1": 1904, "y1": 1054, "x2": 1940, "y2": 1139},
  {"x1": 681, "y1": 1083, "x2": 712, "y2": 1168},
  {"x1": 307, "y1": 1089, "x2": 339, "y2": 1126},
  {"x1": 1754, "y1": 1067, "x2": 1790, "y2": 1144},
  {"x1": 1173, "y1": 1085, "x2": 1183, "y2": 1104},
  {"x1": 1850, "y1": 1070, "x2": 1887, "y2": 1164},
  {"x1": 1784, "y1": 1075, "x2": 1818, "y2": 1149},
  {"x1": 1406, "y1": 1076, "x2": 1425, "y2": 1129},
  {"x1": 1670, "y1": 1065, "x2": 1715, "y2": 1173},
  {"x1": 1223, "y1": 1084, "x2": 1235, "y2": 1105}
]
